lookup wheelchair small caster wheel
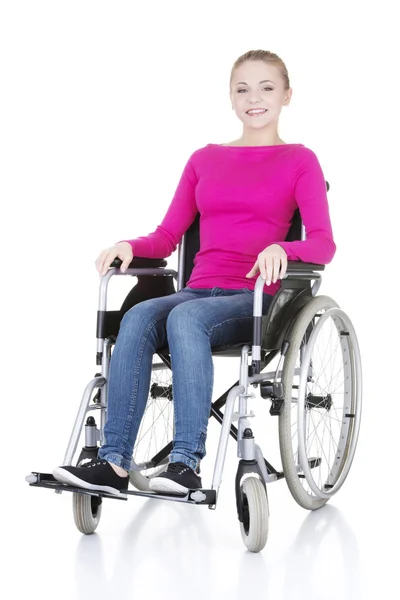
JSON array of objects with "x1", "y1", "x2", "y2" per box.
[
  {"x1": 72, "y1": 492, "x2": 103, "y2": 534},
  {"x1": 238, "y1": 477, "x2": 269, "y2": 552}
]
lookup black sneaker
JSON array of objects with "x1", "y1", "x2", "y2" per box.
[
  {"x1": 148, "y1": 461, "x2": 202, "y2": 495},
  {"x1": 52, "y1": 458, "x2": 129, "y2": 497}
]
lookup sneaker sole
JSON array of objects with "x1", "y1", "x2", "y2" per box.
[
  {"x1": 52, "y1": 467, "x2": 128, "y2": 498},
  {"x1": 149, "y1": 477, "x2": 200, "y2": 496}
]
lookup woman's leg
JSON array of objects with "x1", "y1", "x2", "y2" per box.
[
  {"x1": 53, "y1": 287, "x2": 214, "y2": 493},
  {"x1": 97, "y1": 287, "x2": 213, "y2": 471},
  {"x1": 165, "y1": 288, "x2": 274, "y2": 474}
]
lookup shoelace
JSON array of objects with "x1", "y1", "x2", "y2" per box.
[
  {"x1": 168, "y1": 462, "x2": 200, "y2": 476},
  {"x1": 82, "y1": 458, "x2": 108, "y2": 469}
]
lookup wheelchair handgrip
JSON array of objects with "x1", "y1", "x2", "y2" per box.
[{"x1": 110, "y1": 256, "x2": 168, "y2": 269}]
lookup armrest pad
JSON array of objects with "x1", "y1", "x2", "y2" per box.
[
  {"x1": 110, "y1": 256, "x2": 168, "y2": 269},
  {"x1": 287, "y1": 261, "x2": 325, "y2": 271},
  {"x1": 109, "y1": 257, "x2": 324, "y2": 272}
]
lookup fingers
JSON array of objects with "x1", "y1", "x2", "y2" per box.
[
  {"x1": 265, "y1": 257, "x2": 273, "y2": 284},
  {"x1": 120, "y1": 258, "x2": 131, "y2": 273},
  {"x1": 95, "y1": 249, "x2": 108, "y2": 276},
  {"x1": 245, "y1": 261, "x2": 258, "y2": 278},
  {"x1": 257, "y1": 251, "x2": 270, "y2": 282},
  {"x1": 262, "y1": 250, "x2": 288, "y2": 285},
  {"x1": 271, "y1": 255, "x2": 281, "y2": 284},
  {"x1": 100, "y1": 249, "x2": 114, "y2": 276},
  {"x1": 279, "y1": 254, "x2": 288, "y2": 280},
  {"x1": 264, "y1": 256, "x2": 282, "y2": 285},
  {"x1": 95, "y1": 248, "x2": 116, "y2": 277},
  {"x1": 120, "y1": 245, "x2": 133, "y2": 273},
  {"x1": 95, "y1": 244, "x2": 133, "y2": 277}
]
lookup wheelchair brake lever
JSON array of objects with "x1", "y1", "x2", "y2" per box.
[
  {"x1": 274, "y1": 339, "x2": 289, "y2": 383},
  {"x1": 259, "y1": 340, "x2": 290, "y2": 415}
]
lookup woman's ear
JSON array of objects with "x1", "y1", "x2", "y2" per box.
[{"x1": 284, "y1": 88, "x2": 293, "y2": 106}]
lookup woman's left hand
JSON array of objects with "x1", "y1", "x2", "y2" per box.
[{"x1": 245, "y1": 244, "x2": 288, "y2": 285}]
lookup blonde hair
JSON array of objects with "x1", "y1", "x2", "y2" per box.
[{"x1": 230, "y1": 49, "x2": 290, "y2": 91}]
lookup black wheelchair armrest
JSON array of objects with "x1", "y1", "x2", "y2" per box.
[
  {"x1": 109, "y1": 256, "x2": 324, "y2": 273},
  {"x1": 110, "y1": 256, "x2": 325, "y2": 271},
  {"x1": 110, "y1": 256, "x2": 168, "y2": 269},
  {"x1": 286, "y1": 261, "x2": 325, "y2": 271}
]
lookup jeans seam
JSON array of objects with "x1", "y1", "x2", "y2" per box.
[
  {"x1": 209, "y1": 315, "x2": 252, "y2": 345},
  {"x1": 117, "y1": 313, "x2": 166, "y2": 460}
]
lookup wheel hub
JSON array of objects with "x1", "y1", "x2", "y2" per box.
[{"x1": 305, "y1": 392, "x2": 333, "y2": 411}]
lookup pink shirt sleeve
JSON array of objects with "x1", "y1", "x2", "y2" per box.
[
  {"x1": 117, "y1": 154, "x2": 199, "y2": 258},
  {"x1": 271, "y1": 147, "x2": 336, "y2": 264}
]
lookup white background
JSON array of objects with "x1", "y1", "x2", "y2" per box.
[{"x1": 1, "y1": 1, "x2": 399, "y2": 599}]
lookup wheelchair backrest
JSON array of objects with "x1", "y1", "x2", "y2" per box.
[{"x1": 178, "y1": 208, "x2": 300, "y2": 289}]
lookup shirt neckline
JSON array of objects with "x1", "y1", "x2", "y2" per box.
[{"x1": 207, "y1": 143, "x2": 301, "y2": 148}]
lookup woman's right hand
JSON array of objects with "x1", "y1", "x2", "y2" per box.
[{"x1": 95, "y1": 242, "x2": 134, "y2": 276}]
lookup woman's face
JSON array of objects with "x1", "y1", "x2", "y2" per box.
[{"x1": 230, "y1": 61, "x2": 292, "y2": 129}]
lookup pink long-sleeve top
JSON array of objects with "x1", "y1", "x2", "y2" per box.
[{"x1": 119, "y1": 143, "x2": 336, "y2": 297}]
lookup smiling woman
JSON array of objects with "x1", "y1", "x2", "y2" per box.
[
  {"x1": 226, "y1": 49, "x2": 292, "y2": 147},
  {"x1": 50, "y1": 49, "x2": 336, "y2": 540}
]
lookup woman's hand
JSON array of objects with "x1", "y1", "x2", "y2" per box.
[
  {"x1": 245, "y1": 244, "x2": 288, "y2": 285},
  {"x1": 95, "y1": 242, "x2": 134, "y2": 276}
]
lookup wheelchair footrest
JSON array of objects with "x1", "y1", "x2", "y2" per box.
[
  {"x1": 26, "y1": 471, "x2": 128, "y2": 501},
  {"x1": 26, "y1": 472, "x2": 217, "y2": 506}
]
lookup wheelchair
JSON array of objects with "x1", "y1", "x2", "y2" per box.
[{"x1": 26, "y1": 182, "x2": 363, "y2": 553}]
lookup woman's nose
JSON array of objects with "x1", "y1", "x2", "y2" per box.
[{"x1": 248, "y1": 95, "x2": 263, "y2": 103}]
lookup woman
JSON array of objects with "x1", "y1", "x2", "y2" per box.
[{"x1": 53, "y1": 49, "x2": 336, "y2": 496}]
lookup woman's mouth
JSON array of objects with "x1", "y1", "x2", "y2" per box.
[{"x1": 246, "y1": 109, "x2": 268, "y2": 117}]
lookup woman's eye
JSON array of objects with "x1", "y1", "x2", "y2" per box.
[{"x1": 238, "y1": 87, "x2": 273, "y2": 93}]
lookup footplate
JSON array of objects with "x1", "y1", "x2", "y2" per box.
[{"x1": 26, "y1": 472, "x2": 217, "y2": 506}]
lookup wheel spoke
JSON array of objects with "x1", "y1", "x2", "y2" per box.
[
  {"x1": 132, "y1": 358, "x2": 174, "y2": 479},
  {"x1": 280, "y1": 300, "x2": 361, "y2": 505}
]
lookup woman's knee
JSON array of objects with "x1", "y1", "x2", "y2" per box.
[
  {"x1": 120, "y1": 299, "x2": 163, "y2": 333},
  {"x1": 166, "y1": 302, "x2": 205, "y2": 335}
]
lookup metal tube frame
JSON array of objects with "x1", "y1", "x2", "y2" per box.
[{"x1": 60, "y1": 228, "x2": 324, "y2": 505}]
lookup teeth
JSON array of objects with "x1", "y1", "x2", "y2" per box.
[{"x1": 247, "y1": 110, "x2": 266, "y2": 115}]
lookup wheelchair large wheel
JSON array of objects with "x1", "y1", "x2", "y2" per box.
[
  {"x1": 129, "y1": 355, "x2": 174, "y2": 491},
  {"x1": 279, "y1": 295, "x2": 362, "y2": 510},
  {"x1": 239, "y1": 476, "x2": 269, "y2": 553}
]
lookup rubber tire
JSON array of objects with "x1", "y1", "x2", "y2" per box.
[
  {"x1": 279, "y1": 295, "x2": 340, "y2": 510},
  {"x1": 72, "y1": 457, "x2": 103, "y2": 534},
  {"x1": 72, "y1": 492, "x2": 102, "y2": 535},
  {"x1": 239, "y1": 477, "x2": 269, "y2": 553}
]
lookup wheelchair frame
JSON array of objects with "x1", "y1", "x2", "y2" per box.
[
  {"x1": 28, "y1": 206, "x2": 323, "y2": 500},
  {"x1": 26, "y1": 183, "x2": 362, "y2": 551}
]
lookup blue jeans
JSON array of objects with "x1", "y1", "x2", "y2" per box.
[{"x1": 98, "y1": 286, "x2": 274, "y2": 473}]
